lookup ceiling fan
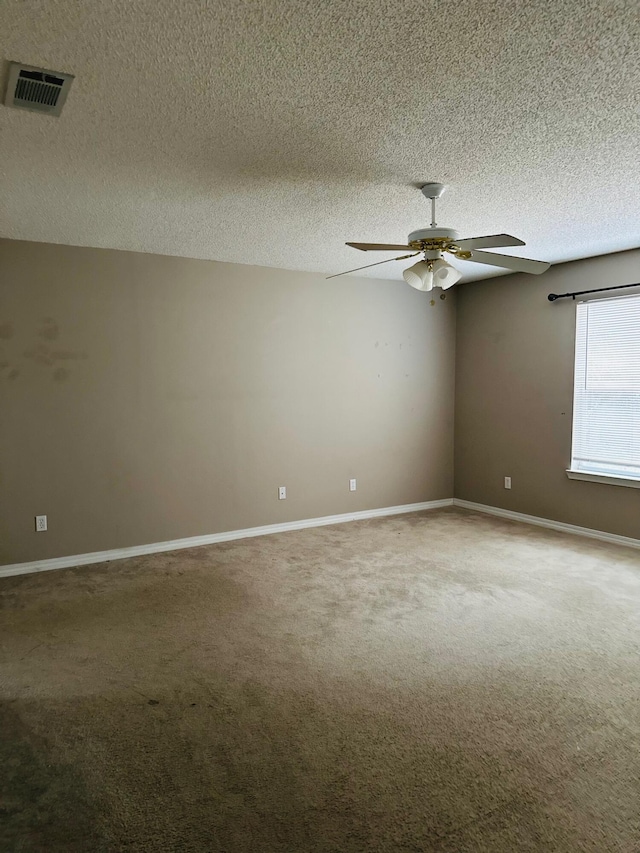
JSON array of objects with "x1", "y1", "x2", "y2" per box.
[{"x1": 329, "y1": 183, "x2": 550, "y2": 290}]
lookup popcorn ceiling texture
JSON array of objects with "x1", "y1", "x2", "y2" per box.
[{"x1": 0, "y1": 0, "x2": 639, "y2": 280}]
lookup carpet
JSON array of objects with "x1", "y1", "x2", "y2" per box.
[{"x1": 1, "y1": 508, "x2": 639, "y2": 851}]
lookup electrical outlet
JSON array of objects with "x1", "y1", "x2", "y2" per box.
[
  {"x1": 278, "y1": 486, "x2": 286, "y2": 500},
  {"x1": 349, "y1": 478, "x2": 357, "y2": 492},
  {"x1": 504, "y1": 477, "x2": 512, "y2": 490},
  {"x1": 35, "y1": 515, "x2": 47, "y2": 532}
]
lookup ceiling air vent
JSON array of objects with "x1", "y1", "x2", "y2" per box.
[{"x1": 4, "y1": 62, "x2": 74, "y2": 117}]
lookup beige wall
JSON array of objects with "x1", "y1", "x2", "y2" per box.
[
  {"x1": 0, "y1": 239, "x2": 456, "y2": 565},
  {"x1": 455, "y1": 249, "x2": 640, "y2": 539}
]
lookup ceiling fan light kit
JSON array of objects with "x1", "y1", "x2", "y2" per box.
[
  {"x1": 403, "y1": 257, "x2": 462, "y2": 291},
  {"x1": 333, "y1": 183, "x2": 551, "y2": 288}
]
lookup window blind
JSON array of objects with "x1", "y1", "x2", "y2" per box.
[{"x1": 571, "y1": 294, "x2": 640, "y2": 479}]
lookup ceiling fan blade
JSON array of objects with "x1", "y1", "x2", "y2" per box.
[
  {"x1": 327, "y1": 253, "x2": 419, "y2": 279},
  {"x1": 346, "y1": 242, "x2": 412, "y2": 252},
  {"x1": 465, "y1": 250, "x2": 551, "y2": 275},
  {"x1": 455, "y1": 233, "x2": 526, "y2": 250}
]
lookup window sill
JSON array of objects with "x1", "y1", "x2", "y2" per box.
[{"x1": 566, "y1": 470, "x2": 640, "y2": 489}]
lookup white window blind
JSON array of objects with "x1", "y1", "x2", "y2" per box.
[{"x1": 571, "y1": 294, "x2": 640, "y2": 480}]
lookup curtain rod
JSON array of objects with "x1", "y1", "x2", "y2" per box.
[{"x1": 548, "y1": 282, "x2": 640, "y2": 302}]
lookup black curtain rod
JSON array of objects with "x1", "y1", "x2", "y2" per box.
[{"x1": 548, "y1": 282, "x2": 640, "y2": 302}]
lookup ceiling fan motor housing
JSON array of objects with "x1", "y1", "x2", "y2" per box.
[
  {"x1": 408, "y1": 228, "x2": 459, "y2": 243},
  {"x1": 408, "y1": 228, "x2": 460, "y2": 257}
]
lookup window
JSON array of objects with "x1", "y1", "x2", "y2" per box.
[{"x1": 569, "y1": 294, "x2": 640, "y2": 485}]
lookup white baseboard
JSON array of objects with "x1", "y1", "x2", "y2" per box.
[
  {"x1": 453, "y1": 498, "x2": 640, "y2": 551},
  {"x1": 4, "y1": 497, "x2": 636, "y2": 579},
  {"x1": 0, "y1": 498, "x2": 454, "y2": 579}
]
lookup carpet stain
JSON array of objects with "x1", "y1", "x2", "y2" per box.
[{"x1": 0, "y1": 703, "x2": 104, "y2": 852}]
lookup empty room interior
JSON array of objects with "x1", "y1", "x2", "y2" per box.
[{"x1": 1, "y1": 2, "x2": 640, "y2": 851}]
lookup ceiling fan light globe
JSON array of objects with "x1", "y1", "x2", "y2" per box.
[
  {"x1": 432, "y1": 258, "x2": 462, "y2": 290},
  {"x1": 403, "y1": 261, "x2": 434, "y2": 291}
]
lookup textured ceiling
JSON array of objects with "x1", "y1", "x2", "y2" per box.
[{"x1": 1, "y1": 0, "x2": 639, "y2": 281}]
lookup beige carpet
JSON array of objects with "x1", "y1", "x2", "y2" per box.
[{"x1": 1, "y1": 508, "x2": 640, "y2": 852}]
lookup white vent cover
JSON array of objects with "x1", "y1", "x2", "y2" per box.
[{"x1": 4, "y1": 62, "x2": 74, "y2": 117}]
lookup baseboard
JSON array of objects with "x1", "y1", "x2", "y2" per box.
[
  {"x1": 5, "y1": 497, "x2": 635, "y2": 579},
  {"x1": 0, "y1": 498, "x2": 454, "y2": 579},
  {"x1": 453, "y1": 498, "x2": 640, "y2": 551}
]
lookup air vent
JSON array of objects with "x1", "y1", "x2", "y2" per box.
[{"x1": 4, "y1": 62, "x2": 74, "y2": 117}]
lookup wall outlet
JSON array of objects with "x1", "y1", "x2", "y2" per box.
[
  {"x1": 35, "y1": 515, "x2": 47, "y2": 532},
  {"x1": 278, "y1": 486, "x2": 286, "y2": 500},
  {"x1": 349, "y1": 478, "x2": 357, "y2": 492},
  {"x1": 504, "y1": 477, "x2": 512, "y2": 490}
]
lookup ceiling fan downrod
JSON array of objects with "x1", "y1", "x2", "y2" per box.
[{"x1": 421, "y1": 183, "x2": 446, "y2": 229}]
